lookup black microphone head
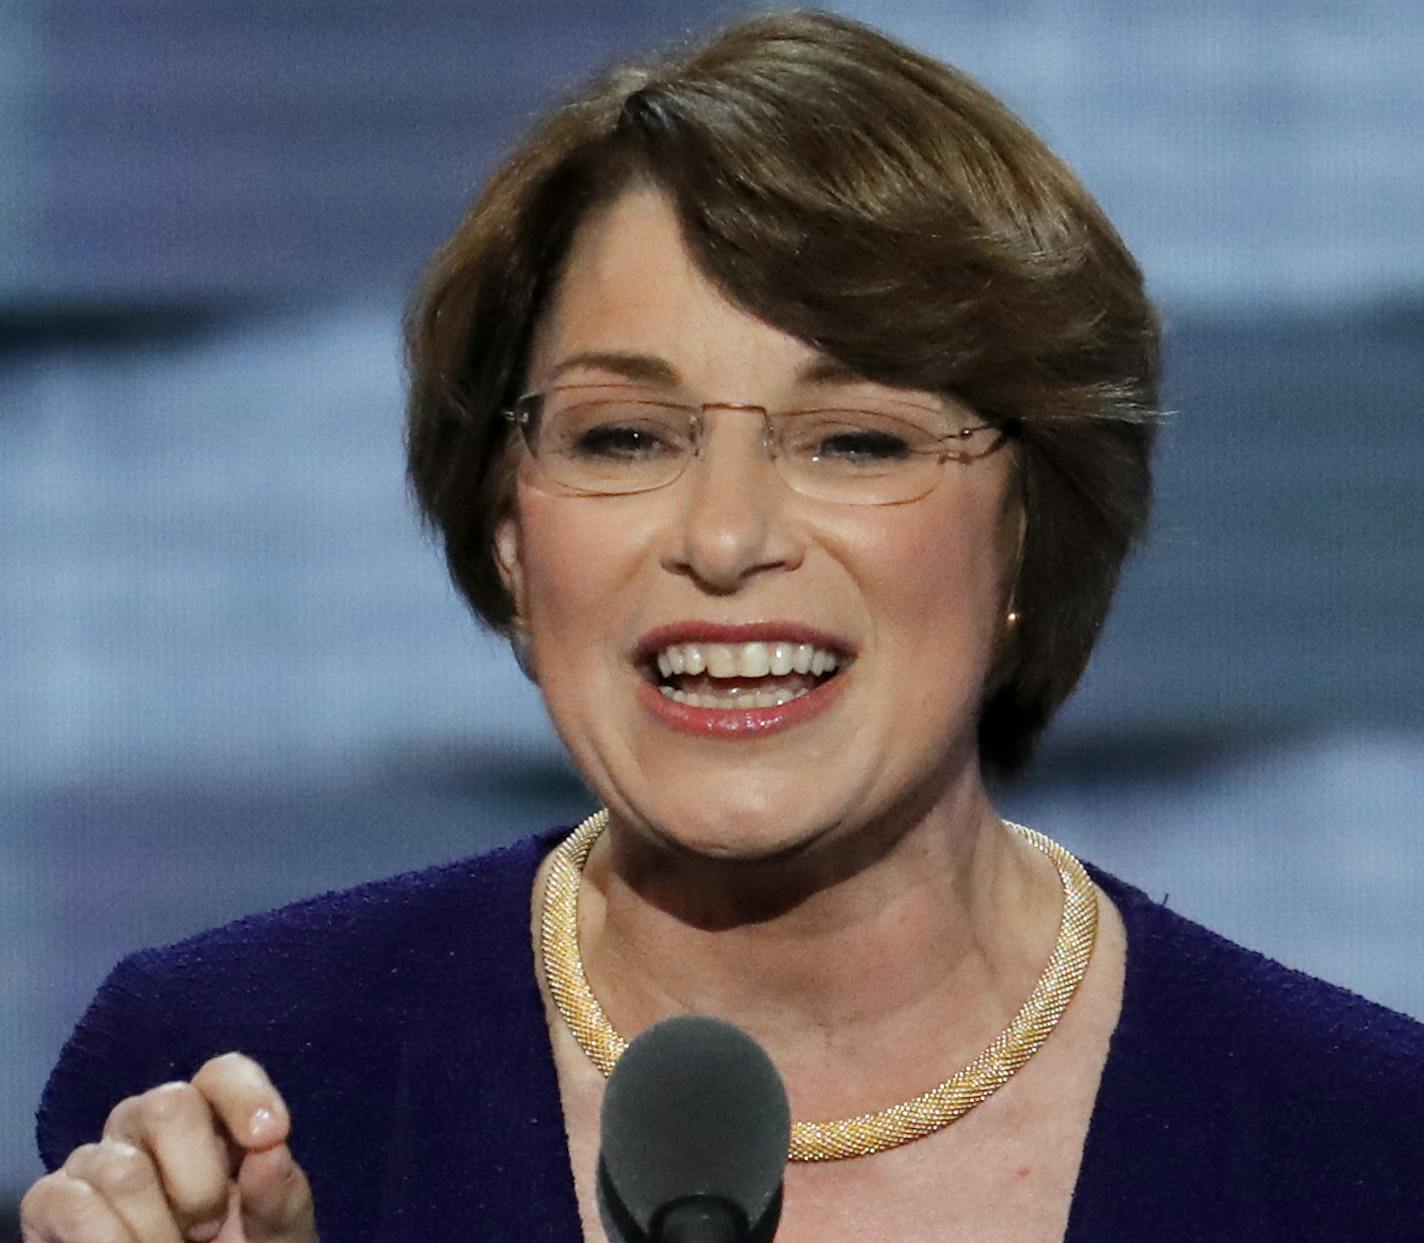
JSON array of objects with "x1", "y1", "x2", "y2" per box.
[{"x1": 598, "y1": 1015, "x2": 791, "y2": 1242}]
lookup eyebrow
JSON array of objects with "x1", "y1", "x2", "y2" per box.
[
  {"x1": 545, "y1": 350, "x2": 869, "y2": 388},
  {"x1": 546, "y1": 351, "x2": 679, "y2": 384}
]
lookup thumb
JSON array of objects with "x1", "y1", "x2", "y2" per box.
[{"x1": 236, "y1": 1144, "x2": 318, "y2": 1242}]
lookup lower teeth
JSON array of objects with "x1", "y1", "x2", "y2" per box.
[{"x1": 659, "y1": 686, "x2": 810, "y2": 709}]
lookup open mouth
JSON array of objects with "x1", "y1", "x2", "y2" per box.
[{"x1": 643, "y1": 639, "x2": 849, "y2": 710}]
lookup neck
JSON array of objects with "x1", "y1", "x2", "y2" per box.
[{"x1": 576, "y1": 780, "x2": 1064, "y2": 1119}]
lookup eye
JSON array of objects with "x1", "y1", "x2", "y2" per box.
[
  {"x1": 556, "y1": 402, "x2": 688, "y2": 461},
  {"x1": 814, "y1": 429, "x2": 913, "y2": 463},
  {"x1": 781, "y1": 410, "x2": 927, "y2": 469},
  {"x1": 570, "y1": 422, "x2": 674, "y2": 459}
]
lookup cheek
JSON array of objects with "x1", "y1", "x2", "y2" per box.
[
  {"x1": 521, "y1": 508, "x2": 599, "y2": 626},
  {"x1": 852, "y1": 495, "x2": 1007, "y2": 644},
  {"x1": 873, "y1": 504, "x2": 1007, "y2": 765},
  {"x1": 516, "y1": 486, "x2": 649, "y2": 643}
]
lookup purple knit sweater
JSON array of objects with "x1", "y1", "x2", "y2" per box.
[{"x1": 37, "y1": 827, "x2": 1424, "y2": 1240}]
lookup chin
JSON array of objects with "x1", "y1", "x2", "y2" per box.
[
  {"x1": 664, "y1": 826, "x2": 818, "y2": 866},
  {"x1": 624, "y1": 782, "x2": 851, "y2": 865}
]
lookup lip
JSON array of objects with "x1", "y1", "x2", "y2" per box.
[
  {"x1": 637, "y1": 668, "x2": 848, "y2": 738},
  {"x1": 632, "y1": 620, "x2": 855, "y2": 665},
  {"x1": 633, "y1": 620, "x2": 855, "y2": 739}
]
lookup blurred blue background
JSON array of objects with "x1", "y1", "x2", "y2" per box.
[{"x1": 3, "y1": 0, "x2": 1422, "y2": 1200}]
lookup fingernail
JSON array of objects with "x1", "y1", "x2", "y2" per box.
[
  {"x1": 249, "y1": 1105, "x2": 279, "y2": 1141},
  {"x1": 187, "y1": 1221, "x2": 223, "y2": 1242}
]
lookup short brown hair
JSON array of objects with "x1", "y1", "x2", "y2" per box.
[{"x1": 405, "y1": 9, "x2": 1159, "y2": 776}]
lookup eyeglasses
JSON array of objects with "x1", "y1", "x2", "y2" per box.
[{"x1": 503, "y1": 384, "x2": 1009, "y2": 505}]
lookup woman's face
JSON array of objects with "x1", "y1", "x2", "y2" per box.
[{"x1": 497, "y1": 186, "x2": 1019, "y2": 860}]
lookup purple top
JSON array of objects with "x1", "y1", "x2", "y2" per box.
[{"x1": 38, "y1": 827, "x2": 1424, "y2": 1240}]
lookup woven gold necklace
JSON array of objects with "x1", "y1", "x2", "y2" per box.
[{"x1": 540, "y1": 808, "x2": 1097, "y2": 1162}]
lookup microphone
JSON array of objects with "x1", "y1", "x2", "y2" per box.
[{"x1": 597, "y1": 1015, "x2": 792, "y2": 1243}]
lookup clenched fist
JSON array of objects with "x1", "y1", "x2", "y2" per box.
[{"x1": 22, "y1": 1052, "x2": 317, "y2": 1243}]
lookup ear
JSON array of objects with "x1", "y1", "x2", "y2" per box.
[{"x1": 494, "y1": 509, "x2": 527, "y2": 623}]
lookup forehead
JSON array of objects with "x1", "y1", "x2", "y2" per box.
[{"x1": 525, "y1": 185, "x2": 825, "y2": 392}]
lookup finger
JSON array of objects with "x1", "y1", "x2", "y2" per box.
[
  {"x1": 191, "y1": 1053, "x2": 291, "y2": 1152},
  {"x1": 237, "y1": 1145, "x2": 317, "y2": 1243},
  {"x1": 21, "y1": 1169, "x2": 137, "y2": 1243},
  {"x1": 62, "y1": 1142, "x2": 184, "y2": 1243},
  {"x1": 103, "y1": 1084, "x2": 231, "y2": 1230}
]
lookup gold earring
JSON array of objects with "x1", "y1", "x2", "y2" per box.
[{"x1": 1006, "y1": 609, "x2": 1021, "y2": 628}]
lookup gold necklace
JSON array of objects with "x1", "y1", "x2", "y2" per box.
[{"x1": 540, "y1": 809, "x2": 1098, "y2": 1162}]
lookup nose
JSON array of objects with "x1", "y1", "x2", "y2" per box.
[{"x1": 661, "y1": 409, "x2": 805, "y2": 593}]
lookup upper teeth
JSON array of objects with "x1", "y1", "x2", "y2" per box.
[{"x1": 654, "y1": 641, "x2": 840, "y2": 680}]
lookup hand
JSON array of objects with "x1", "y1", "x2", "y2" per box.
[{"x1": 22, "y1": 1052, "x2": 317, "y2": 1242}]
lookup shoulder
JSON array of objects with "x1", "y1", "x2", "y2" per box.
[
  {"x1": 128, "y1": 825, "x2": 563, "y2": 994},
  {"x1": 1092, "y1": 864, "x2": 1424, "y2": 1080},
  {"x1": 1081, "y1": 863, "x2": 1424, "y2": 1234},
  {"x1": 37, "y1": 825, "x2": 571, "y2": 1171}
]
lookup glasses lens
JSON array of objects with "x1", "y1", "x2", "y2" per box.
[
  {"x1": 775, "y1": 407, "x2": 955, "y2": 504},
  {"x1": 533, "y1": 389, "x2": 695, "y2": 494}
]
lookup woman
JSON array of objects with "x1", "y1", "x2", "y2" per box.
[{"x1": 25, "y1": 10, "x2": 1424, "y2": 1242}]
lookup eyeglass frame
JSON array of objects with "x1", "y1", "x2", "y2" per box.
[{"x1": 501, "y1": 385, "x2": 1015, "y2": 505}]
